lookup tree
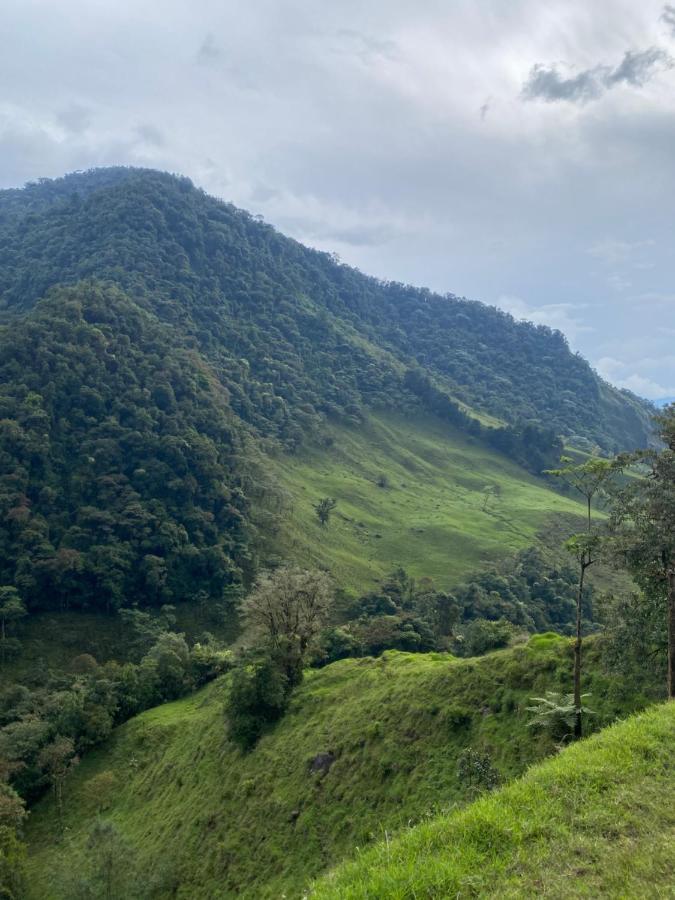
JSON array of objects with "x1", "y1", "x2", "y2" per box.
[
  {"x1": 526, "y1": 691, "x2": 594, "y2": 743},
  {"x1": 0, "y1": 589, "x2": 26, "y2": 667},
  {"x1": 82, "y1": 771, "x2": 117, "y2": 814},
  {"x1": 609, "y1": 406, "x2": 675, "y2": 698},
  {"x1": 225, "y1": 655, "x2": 289, "y2": 750},
  {"x1": 38, "y1": 736, "x2": 78, "y2": 831},
  {"x1": 547, "y1": 456, "x2": 616, "y2": 531},
  {"x1": 85, "y1": 818, "x2": 136, "y2": 900},
  {"x1": 240, "y1": 567, "x2": 334, "y2": 685},
  {"x1": 547, "y1": 456, "x2": 617, "y2": 737},
  {"x1": 314, "y1": 497, "x2": 337, "y2": 527}
]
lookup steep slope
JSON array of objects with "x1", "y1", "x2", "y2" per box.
[
  {"x1": 0, "y1": 167, "x2": 653, "y2": 452},
  {"x1": 312, "y1": 702, "x2": 675, "y2": 899},
  {"x1": 267, "y1": 410, "x2": 588, "y2": 590},
  {"x1": 24, "y1": 637, "x2": 658, "y2": 898},
  {"x1": 0, "y1": 167, "x2": 654, "y2": 622}
]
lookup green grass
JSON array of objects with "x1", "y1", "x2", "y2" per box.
[
  {"x1": 312, "y1": 702, "x2": 675, "y2": 899},
  {"x1": 25, "y1": 637, "x2": 658, "y2": 898},
  {"x1": 265, "y1": 411, "x2": 587, "y2": 592}
]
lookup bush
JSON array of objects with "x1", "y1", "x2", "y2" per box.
[
  {"x1": 458, "y1": 618, "x2": 517, "y2": 656},
  {"x1": 225, "y1": 657, "x2": 290, "y2": 751}
]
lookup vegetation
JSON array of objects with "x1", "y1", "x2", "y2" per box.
[
  {"x1": 269, "y1": 411, "x2": 591, "y2": 592},
  {"x1": 24, "y1": 638, "x2": 662, "y2": 898},
  {"x1": 0, "y1": 169, "x2": 652, "y2": 454},
  {"x1": 608, "y1": 405, "x2": 675, "y2": 697},
  {"x1": 0, "y1": 167, "x2": 669, "y2": 898},
  {"x1": 311, "y1": 702, "x2": 675, "y2": 899}
]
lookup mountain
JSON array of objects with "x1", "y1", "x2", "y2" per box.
[
  {"x1": 0, "y1": 167, "x2": 652, "y2": 453},
  {"x1": 0, "y1": 167, "x2": 654, "y2": 618},
  {"x1": 23, "y1": 637, "x2": 659, "y2": 899}
]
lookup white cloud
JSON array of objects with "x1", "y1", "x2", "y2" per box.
[
  {"x1": 495, "y1": 296, "x2": 592, "y2": 342},
  {"x1": 596, "y1": 356, "x2": 675, "y2": 399}
]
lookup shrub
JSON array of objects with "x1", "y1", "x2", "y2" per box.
[{"x1": 225, "y1": 656, "x2": 290, "y2": 751}]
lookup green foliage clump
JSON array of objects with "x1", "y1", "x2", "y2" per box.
[
  {"x1": 0, "y1": 623, "x2": 232, "y2": 804},
  {"x1": 225, "y1": 655, "x2": 290, "y2": 751},
  {"x1": 0, "y1": 282, "x2": 249, "y2": 616}
]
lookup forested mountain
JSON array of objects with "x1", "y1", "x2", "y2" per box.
[
  {"x1": 0, "y1": 168, "x2": 653, "y2": 618},
  {"x1": 0, "y1": 168, "x2": 652, "y2": 452}
]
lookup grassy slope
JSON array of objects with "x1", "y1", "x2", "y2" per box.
[
  {"x1": 266, "y1": 411, "x2": 587, "y2": 592},
  {"x1": 5, "y1": 410, "x2": 587, "y2": 687},
  {"x1": 25, "y1": 637, "x2": 656, "y2": 899},
  {"x1": 312, "y1": 702, "x2": 675, "y2": 899}
]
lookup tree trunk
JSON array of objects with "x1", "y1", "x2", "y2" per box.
[
  {"x1": 574, "y1": 561, "x2": 586, "y2": 738},
  {"x1": 668, "y1": 569, "x2": 675, "y2": 700}
]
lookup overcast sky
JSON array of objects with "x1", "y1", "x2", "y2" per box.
[{"x1": 2, "y1": 1, "x2": 674, "y2": 399}]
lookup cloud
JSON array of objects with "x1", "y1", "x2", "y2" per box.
[
  {"x1": 662, "y1": 4, "x2": 675, "y2": 35},
  {"x1": 197, "y1": 33, "x2": 221, "y2": 65},
  {"x1": 495, "y1": 297, "x2": 592, "y2": 342},
  {"x1": 588, "y1": 238, "x2": 655, "y2": 266},
  {"x1": 595, "y1": 356, "x2": 675, "y2": 400},
  {"x1": 522, "y1": 47, "x2": 673, "y2": 103},
  {"x1": 135, "y1": 124, "x2": 165, "y2": 147},
  {"x1": 56, "y1": 104, "x2": 92, "y2": 135}
]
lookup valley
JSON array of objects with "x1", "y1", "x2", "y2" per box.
[{"x1": 0, "y1": 168, "x2": 671, "y2": 900}]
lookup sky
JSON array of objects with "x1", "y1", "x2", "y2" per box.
[{"x1": 2, "y1": 1, "x2": 674, "y2": 400}]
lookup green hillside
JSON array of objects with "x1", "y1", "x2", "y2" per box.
[
  {"x1": 0, "y1": 168, "x2": 654, "y2": 628},
  {"x1": 268, "y1": 410, "x2": 588, "y2": 591},
  {"x1": 312, "y1": 701, "x2": 675, "y2": 899},
  {"x1": 24, "y1": 638, "x2": 657, "y2": 899}
]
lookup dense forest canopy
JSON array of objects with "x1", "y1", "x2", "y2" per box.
[
  {"x1": 0, "y1": 167, "x2": 655, "y2": 618},
  {"x1": 0, "y1": 168, "x2": 653, "y2": 452}
]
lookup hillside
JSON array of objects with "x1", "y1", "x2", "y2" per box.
[
  {"x1": 266, "y1": 410, "x2": 588, "y2": 591},
  {"x1": 312, "y1": 701, "x2": 675, "y2": 899},
  {"x1": 0, "y1": 168, "x2": 654, "y2": 623},
  {"x1": 24, "y1": 637, "x2": 658, "y2": 899},
  {"x1": 0, "y1": 168, "x2": 652, "y2": 455}
]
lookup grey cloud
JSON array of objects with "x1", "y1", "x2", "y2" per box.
[
  {"x1": 662, "y1": 4, "x2": 675, "y2": 35},
  {"x1": 523, "y1": 47, "x2": 673, "y2": 103},
  {"x1": 197, "y1": 33, "x2": 221, "y2": 65},
  {"x1": 333, "y1": 29, "x2": 400, "y2": 64},
  {"x1": 608, "y1": 47, "x2": 673, "y2": 85},
  {"x1": 56, "y1": 104, "x2": 92, "y2": 134},
  {"x1": 135, "y1": 124, "x2": 165, "y2": 147},
  {"x1": 522, "y1": 65, "x2": 603, "y2": 102}
]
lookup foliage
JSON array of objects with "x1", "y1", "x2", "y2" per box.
[
  {"x1": 526, "y1": 691, "x2": 594, "y2": 741},
  {"x1": 241, "y1": 567, "x2": 333, "y2": 685},
  {"x1": 456, "y1": 618, "x2": 519, "y2": 657},
  {"x1": 24, "y1": 638, "x2": 662, "y2": 899},
  {"x1": 608, "y1": 405, "x2": 675, "y2": 696},
  {"x1": 314, "y1": 497, "x2": 337, "y2": 527},
  {"x1": 225, "y1": 654, "x2": 290, "y2": 751},
  {"x1": 0, "y1": 626, "x2": 233, "y2": 803},
  {"x1": 0, "y1": 282, "x2": 249, "y2": 617},
  {"x1": 456, "y1": 747, "x2": 501, "y2": 795}
]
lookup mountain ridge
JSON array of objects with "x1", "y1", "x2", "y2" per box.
[{"x1": 0, "y1": 166, "x2": 654, "y2": 452}]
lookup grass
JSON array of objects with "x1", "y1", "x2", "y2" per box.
[
  {"x1": 311, "y1": 702, "x2": 675, "y2": 899},
  {"x1": 24, "y1": 637, "x2": 658, "y2": 898},
  {"x1": 264, "y1": 411, "x2": 587, "y2": 592}
]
